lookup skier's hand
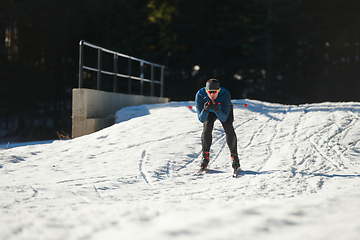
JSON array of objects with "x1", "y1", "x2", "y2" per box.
[
  {"x1": 204, "y1": 101, "x2": 212, "y2": 113},
  {"x1": 212, "y1": 101, "x2": 220, "y2": 113}
]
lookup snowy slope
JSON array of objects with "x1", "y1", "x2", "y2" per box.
[{"x1": 1, "y1": 99, "x2": 360, "y2": 240}]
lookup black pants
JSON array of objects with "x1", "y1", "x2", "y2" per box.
[{"x1": 201, "y1": 107, "x2": 238, "y2": 155}]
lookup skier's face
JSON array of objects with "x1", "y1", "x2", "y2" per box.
[{"x1": 206, "y1": 88, "x2": 220, "y2": 100}]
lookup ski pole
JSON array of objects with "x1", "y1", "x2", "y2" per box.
[
  {"x1": 233, "y1": 103, "x2": 248, "y2": 107},
  {"x1": 210, "y1": 102, "x2": 248, "y2": 108}
]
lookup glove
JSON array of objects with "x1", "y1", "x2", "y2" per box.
[
  {"x1": 212, "y1": 101, "x2": 220, "y2": 113},
  {"x1": 203, "y1": 101, "x2": 212, "y2": 113}
]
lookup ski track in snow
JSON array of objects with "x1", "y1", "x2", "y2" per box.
[{"x1": 1, "y1": 100, "x2": 360, "y2": 240}]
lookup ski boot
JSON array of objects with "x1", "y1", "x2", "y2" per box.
[
  {"x1": 200, "y1": 151, "x2": 210, "y2": 169},
  {"x1": 231, "y1": 153, "x2": 240, "y2": 169}
]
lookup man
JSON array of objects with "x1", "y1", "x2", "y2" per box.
[{"x1": 195, "y1": 79, "x2": 240, "y2": 170}]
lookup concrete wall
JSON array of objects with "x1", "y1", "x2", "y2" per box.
[{"x1": 72, "y1": 88, "x2": 170, "y2": 138}]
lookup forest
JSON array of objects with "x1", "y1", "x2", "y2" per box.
[{"x1": 1, "y1": 0, "x2": 360, "y2": 142}]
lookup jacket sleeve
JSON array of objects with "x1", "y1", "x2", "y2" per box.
[
  {"x1": 215, "y1": 91, "x2": 231, "y2": 122},
  {"x1": 195, "y1": 91, "x2": 209, "y2": 123}
]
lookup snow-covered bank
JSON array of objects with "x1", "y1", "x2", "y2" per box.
[
  {"x1": 0, "y1": 140, "x2": 55, "y2": 151},
  {"x1": 1, "y1": 100, "x2": 360, "y2": 240}
]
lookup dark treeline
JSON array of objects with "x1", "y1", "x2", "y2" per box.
[{"x1": 1, "y1": 0, "x2": 360, "y2": 142}]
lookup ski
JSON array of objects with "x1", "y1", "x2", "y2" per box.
[
  {"x1": 194, "y1": 168, "x2": 207, "y2": 176},
  {"x1": 232, "y1": 168, "x2": 242, "y2": 178},
  {"x1": 193, "y1": 167, "x2": 240, "y2": 177}
]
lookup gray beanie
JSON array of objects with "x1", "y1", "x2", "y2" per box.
[{"x1": 205, "y1": 79, "x2": 220, "y2": 90}]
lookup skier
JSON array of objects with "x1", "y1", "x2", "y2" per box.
[{"x1": 195, "y1": 79, "x2": 240, "y2": 170}]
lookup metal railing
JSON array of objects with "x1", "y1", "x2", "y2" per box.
[{"x1": 78, "y1": 40, "x2": 165, "y2": 97}]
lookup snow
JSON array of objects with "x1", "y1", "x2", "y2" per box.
[{"x1": 1, "y1": 99, "x2": 360, "y2": 240}]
